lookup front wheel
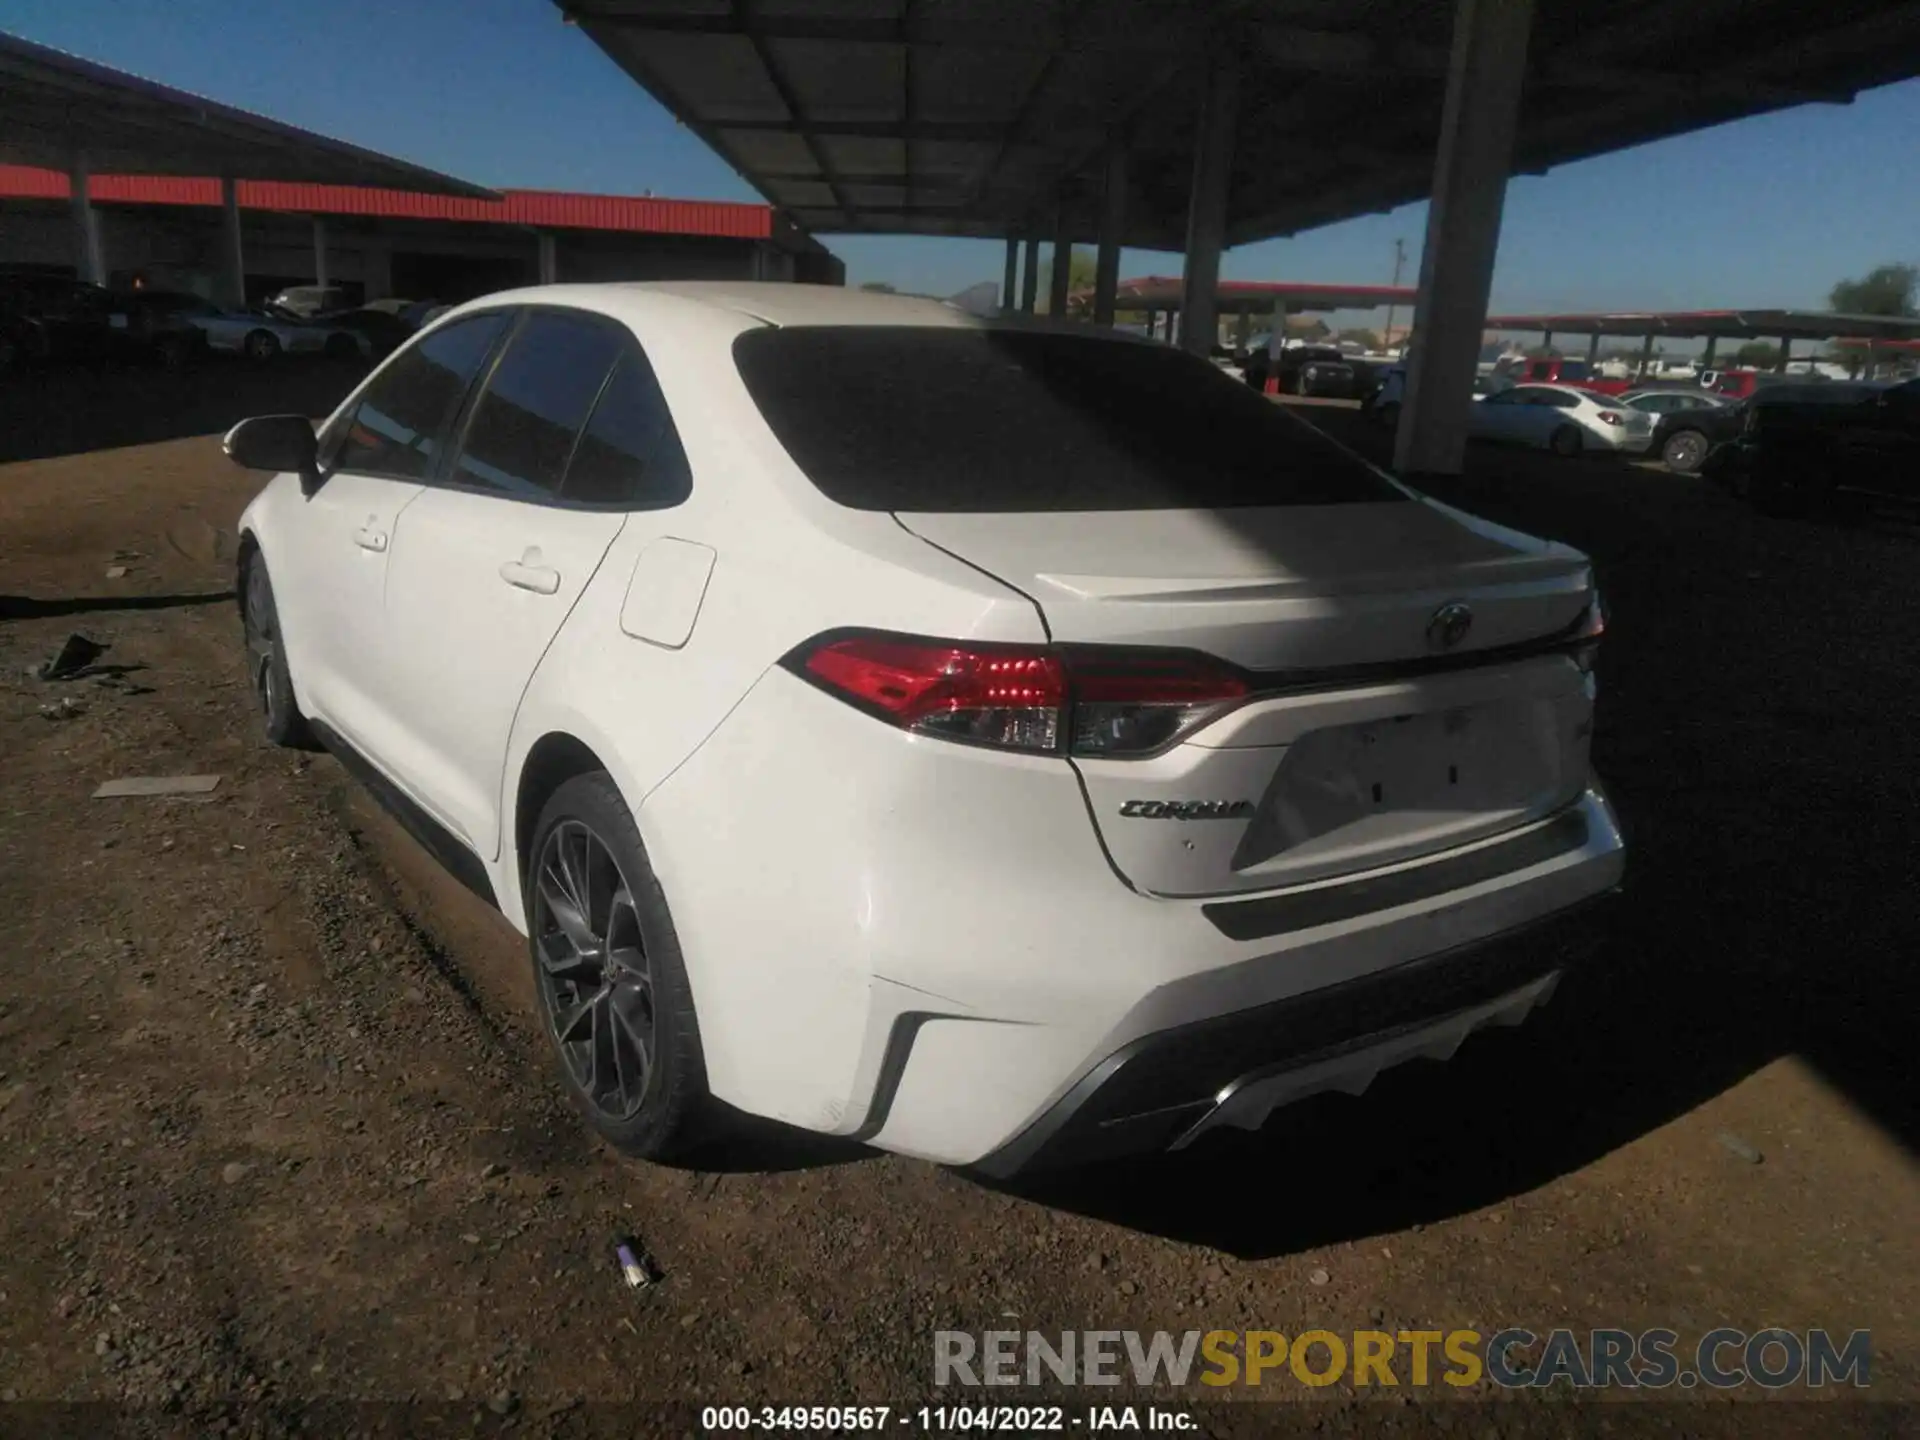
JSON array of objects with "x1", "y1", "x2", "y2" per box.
[
  {"x1": 1550, "y1": 425, "x2": 1583, "y2": 458},
  {"x1": 527, "y1": 774, "x2": 712, "y2": 1161},
  {"x1": 243, "y1": 329, "x2": 280, "y2": 363},
  {"x1": 241, "y1": 553, "x2": 310, "y2": 747}
]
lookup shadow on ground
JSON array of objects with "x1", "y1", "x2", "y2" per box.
[
  {"x1": 0, "y1": 354, "x2": 367, "y2": 464},
  {"x1": 993, "y1": 408, "x2": 1919, "y2": 1254}
]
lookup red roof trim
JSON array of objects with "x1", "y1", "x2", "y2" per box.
[{"x1": 0, "y1": 165, "x2": 771, "y2": 240}]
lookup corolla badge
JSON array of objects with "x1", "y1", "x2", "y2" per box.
[
  {"x1": 1426, "y1": 601, "x2": 1474, "y2": 651},
  {"x1": 1119, "y1": 799, "x2": 1255, "y2": 820}
]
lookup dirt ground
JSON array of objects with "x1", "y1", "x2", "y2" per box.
[{"x1": 0, "y1": 365, "x2": 1915, "y2": 1437}]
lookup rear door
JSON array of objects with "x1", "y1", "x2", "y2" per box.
[
  {"x1": 283, "y1": 309, "x2": 511, "y2": 755},
  {"x1": 736, "y1": 325, "x2": 1598, "y2": 899},
  {"x1": 374, "y1": 307, "x2": 639, "y2": 857}
]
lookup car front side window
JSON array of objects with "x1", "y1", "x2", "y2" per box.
[{"x1": 328, "y1": 311, "x2": 510, "y2": 480}]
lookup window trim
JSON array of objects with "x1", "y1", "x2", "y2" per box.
[
  {"x1": 318, "y1": 306, "x2": 516, "y2": 483},
  {"x1": 434, "y1": 304, "x2": 693, "y2": 514}
]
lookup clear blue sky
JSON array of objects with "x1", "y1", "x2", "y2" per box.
[{"x1": 10, "y1": 0, "x2": 1920, "y2": 329}]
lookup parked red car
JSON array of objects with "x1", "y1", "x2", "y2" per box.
[{"x1": 1503, "y1": 356, "x2": 1634, "y2": 396}]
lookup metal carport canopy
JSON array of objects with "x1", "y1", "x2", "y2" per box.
[
  {"x1": 559, "y1": 0, "x2": 1920, "y2": 245},
  {"x1": 1486, "y1": 310, "x2": 1920, "y2": 343},
  {"x1": 0, "y1": 30, "x2": 496, "y2": 194},
  {"x1": 1095, "y1": 276, "x2": 1417, "y2": 314}
]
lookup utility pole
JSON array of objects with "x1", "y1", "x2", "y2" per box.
[{"x1": 1382, "y1": 238, "x2": 1407, "y2": 354}]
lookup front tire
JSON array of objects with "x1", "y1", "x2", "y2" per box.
[
  {"x1": 243, "y1": 329, "x2": 280, "y2": 363},
  {"x1": 241, "y1": 552, "x2": 310, "y2": 748},
  {"x1": 527, "y1": 773, "x2": 711, "y2": 1161}
]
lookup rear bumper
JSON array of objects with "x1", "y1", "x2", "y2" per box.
[{"x1": 970, "y1": 893, "x2": 1610, "y2": 1176}]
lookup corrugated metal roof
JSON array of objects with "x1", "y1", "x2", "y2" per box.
[
  {"x1": 0, "y1": 165, "x2": 772, "y2": 240},
  {"x1": 0, "y1": 30, "x2": 495, "y2": 196}
]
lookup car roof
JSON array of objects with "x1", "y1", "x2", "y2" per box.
[
  {"x1": 1512, "y1": 383, "x2": 1594, "y2": 399},
  {"x1": 439, "y1": 280, "x2": 1129, "y2": 340}
]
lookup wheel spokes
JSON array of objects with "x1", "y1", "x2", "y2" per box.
[{"x1": 534, "y1": 822, "x2": 656, "y2": 1122}]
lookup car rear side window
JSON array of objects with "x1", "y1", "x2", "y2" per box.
[
  {"x1": 331, "y1": 311, "x2": 509, "y2": 480},
  {"x1": 732, "y1": 327, "x2": 1404, "y2": 511},
  {"x1": 450, "y1": 312, "x2": 623, "y2": 499},
  {"x1": 561, "y1": 346, "x2": 693, "y2": 508}
]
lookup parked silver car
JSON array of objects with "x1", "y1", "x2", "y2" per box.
[{"x1": 177, "y1": 298, "x2": 371, "y2": 362}]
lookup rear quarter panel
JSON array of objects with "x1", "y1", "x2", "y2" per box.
[{"x1": 494, "y1": 298, "x2": 1047, "y2": 931}]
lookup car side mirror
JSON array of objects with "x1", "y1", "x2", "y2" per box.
[{"x1": 223, "y1": 414, "x2": 320, "y2": 495}]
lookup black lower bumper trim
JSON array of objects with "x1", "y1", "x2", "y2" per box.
[
  {"x1": 1203, "y1": 807, "x2": 1591, "y2": 942},
  {"x1": 973, "y1": 895, "x2": 1614, "y2": 1178}
]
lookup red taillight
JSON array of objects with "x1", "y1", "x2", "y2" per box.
[
  {"x1": 802, "y1": 636, "x2": 1067, "y2": 752},
  {"x1": 1597, "y1": 410, "x2": 1623, "y2": 426},
  {"x1": 790, "y1": 634, "x2": 1249, "y2": 757}
]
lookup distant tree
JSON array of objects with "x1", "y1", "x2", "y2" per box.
[
  {"x1": 857, "y1": 281, "x2": 898, "y2": 293},
  {"x1": 1733, "y1": 341, "x2": 1780, "y2": 369},
  {"x1": 1336, "y1": 328, "x2": 1381, "y2": 351},
  {"x1": 1284, "y1": 315, "x2": 1331, "y2": 341},
  {"x1": 1039, "y1": 248, "x2": 1099, "y2": 313},
  {"x1": 1828, "y1": 264, "x2": 1918, "y2": 317}
]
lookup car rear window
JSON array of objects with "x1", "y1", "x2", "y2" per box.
[{"x1": 732, "y1": 327, "x2": 1405, "y2": 511}]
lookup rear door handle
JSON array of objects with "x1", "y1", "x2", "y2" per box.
[
  {"x1": 500, "y1": 559, "x2": 561, "y2": 595},
  {"x1": 352, "y1": 524, "x2": 387, "y2": 553}
]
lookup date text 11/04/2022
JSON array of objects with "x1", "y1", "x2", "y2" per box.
[{"x1": 700, "y1": 1407, "x2": 1194, "y2": 1431}]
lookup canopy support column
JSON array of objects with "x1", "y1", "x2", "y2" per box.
[
  {"x1": 68, "y1": 151, "x2": 104, "y2": 286},
  {"x1": 1094, "y1": 145, "x2": 1126, "y2": 327},
  {"x1": 1393, "y1": 0, "x2": 1536, "y2": 478},
  {"x1": 1020, "y1": 234, "x2": 1040, "y2": 313},
  {"x1": 219, "y1": 175, "x2": 247, "y2": 309},
  {"x1": 1179, "y1": 53, "x2": 1238, "y2": 356},
  {"x1": 1002, "y1": 238, "x2": 1019, "y2": 311}
]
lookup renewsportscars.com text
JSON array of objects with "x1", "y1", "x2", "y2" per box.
[{"x1": 934, "y1": 1328, "x2": 1872, "y2": 1390}]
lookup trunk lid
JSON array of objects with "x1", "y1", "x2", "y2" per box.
[{"x1": 896, "y1": 500, "x2": 1598, "y2": 899}]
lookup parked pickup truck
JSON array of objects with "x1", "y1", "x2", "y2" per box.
[{"x1": 1704, "y1": 378, "x2": 1920, "y2": 514}]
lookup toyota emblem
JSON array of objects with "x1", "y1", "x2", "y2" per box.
[{"x1": 1426, "y1": 601, "x2": 1474, "y2": 651}]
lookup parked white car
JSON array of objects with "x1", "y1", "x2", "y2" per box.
[
  {"x1": 185, "y1": 300, "x2": 371, "y2": 362},
  {"x1": 224, "y1": 283, "x2": 1623, "y2": 1172},
  {"x1": 1471, "y1": 383, "x2": 1655, "y2": 456}
]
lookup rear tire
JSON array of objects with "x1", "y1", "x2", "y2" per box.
[
  {"x1": 526, "y1": 773, "x2": 712, "y2": 1162},
  {"x1": 1661, "y1": 428, "x2": 1709, "y2": 473},
  {"x1": 243, "y1": 329, "x2": 280, "y2": 363},
  {"x1": 1550, "y1": 425, "x2": 1583, "y2": 458}
]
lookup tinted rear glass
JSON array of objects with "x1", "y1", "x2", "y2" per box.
[{"x1": 733, "y1": 327, "x2": 1404, "y2": 511}]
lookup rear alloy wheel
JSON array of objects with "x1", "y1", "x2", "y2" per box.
[
  {"x1": 241, "y1": 554, "x2": 310, "y2": 747},
  {"x1": 528, "y1": 774, "x2": 710, "y2": 1161},
  {"x1": 1550, "y1": 425, "x2": 1583, "y2": 458},
  {"x1": 243, "y1": 329, "x2": 280, "y2": 363},
  {"x1": 1661, "y1": 429, "x2": 1709, "y2": 473}
]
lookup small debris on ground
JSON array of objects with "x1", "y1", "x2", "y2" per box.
[
  {"x1": 92, "y1": 775, "x2": 222, "y2": 799},
  {"x1": 35, "y1": 632, "x2": 108, "y2": 681},
  {"x1": 1309, "y1": 1267, "x2": 1332, "y2": 1286},
  {"x1": 615, "y1": 1238, "x2": 657, "y2": 1289},
  {"x1": 39, "y1": 698, "x2": 86, "y2": 722},
  {"x1": 1716, "y1": 1132, "x2": 1764, "y2": 1165},
  {"x1": 105, "y1": 565, "x2": 128, "y2": 579}
]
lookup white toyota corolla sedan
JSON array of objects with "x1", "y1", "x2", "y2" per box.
[{"x1": 225, "y1": 283, "x2": 1624, "y2": 1174}]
